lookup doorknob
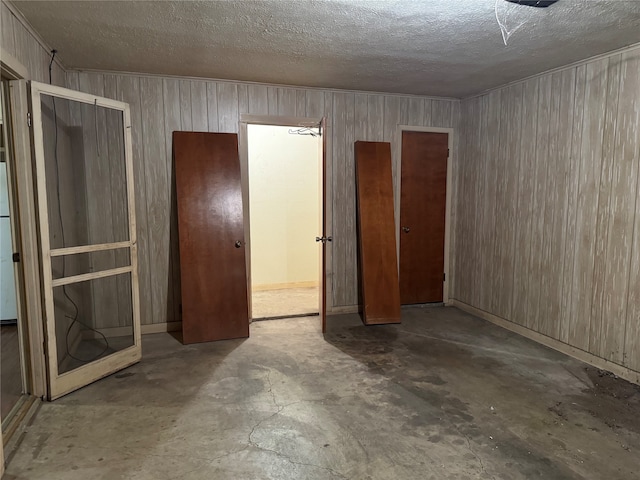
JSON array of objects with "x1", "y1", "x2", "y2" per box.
[
  {"x1": 235, "y1": 241, "x2": 242, "y2": 248},
  {"x1": 315, "y1": 236, "x2": 333, "y2": 243},
  {"x1": 402, "y1": 226, "x2": 410, "y2": 233}
]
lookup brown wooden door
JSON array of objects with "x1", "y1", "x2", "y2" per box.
[
  {"x1": 173, "y1": 132, "x2": 249, "y2": 344},
  {"x1": 399, "y1": 131, "x2": 448, "y2": 304},
  {"x1": 320, "y1": 117, "x2": 328, "y2": 333},
  {"x1": 355, "y1": 141, "x2": 401, "y2": 325}
]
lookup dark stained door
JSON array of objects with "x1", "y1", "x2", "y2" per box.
[
  {"x1": 355, "y1": 141, "x2": 401, "y2": 325},
  {"x1": 173, "y1": 132, "x2": 249, "y2": 344},
  {"x1": 320, "y1": 117, "x2": 328, "y2": 333},
  {"x1": 399, "y1": 131, "x2": 448, "y2": 304}
]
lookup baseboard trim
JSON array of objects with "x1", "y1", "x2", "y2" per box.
[
  {"x1": 449, "y1": 299, "x2": 640, "y2": 386},
  {"x1": 327, "y1": 305, "x2": 360, "y2": 315},
  {"x1": 141, "y1": 322, "x2": 182, "y2": 334},
  {"x1": 138, "y1": 313, "x2": 363, "y2": 334}
]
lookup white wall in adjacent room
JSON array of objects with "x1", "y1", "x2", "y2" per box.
[{"x1": 248, "y1": 124, "x2": 320, "y2": 289}]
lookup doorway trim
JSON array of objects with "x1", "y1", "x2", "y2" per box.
[
  {"x1": 395, "y1": 125, "x2": 454, "y2": 304},
  {"x1": 1, "y1": 51, "x2": 46, "y2": 465},
  {"x1": 238, "y1": 114, "x2": 332, "y2": 317},
  {"x1": 1, "y1": 50, "x2": 47, "y2": 399}
]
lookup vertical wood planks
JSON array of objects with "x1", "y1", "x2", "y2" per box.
[
  {"x1": 354, "y1": 94, "x2": 368, "y2": 142},
  {"x1": 78, "y1": 73, "x2": 118, "y2": 329},
  {"x1": 407, "y1": 97, "x2": 424, "y2": 126},
  {"x1": 453, "y1": 99, "x2": 472, "y2": 303},
  {"x1": 104, "y1": 74, "x2": 132, "y2": 327},
  {"x1": 116, "y1": 76, "x2": 151, "y2": 325},
  {"x1": 140, "y1": 77, "x2": 170, "y2": 326},
  {"x1": 163, "y1": 78, "x2": 182, "y2": 323},
  {"x1": 599, "y1": 50, "x2": 640, "y2": 364},
  {"x1": 494, "y1": 84, "x2": 522, "y2": 320},
  {"x1": 384, "y1": 96, "x2": 407, "y2": 229},
  {"x1": 483, "y1": 90, "x2": 501, "y2": 314},
  {"x1": 366, "y1": 95, "x2": 384, "y2": 141},
  {"x1": 538, "y1": 72, "x2": 564, "y2": 338},
  {"x1": 206, "y1": 82, "x2": 219, "y2": 132},
  {"x1": 247, "y1": 84, "x2": 269, "y2": 115},
  {"x1": 560, "y1": 64, "x2": 586, "y2": 344},
  {"x1": 474, "y1": 94, "x2": 489, "y2": 309},
  {"x1": 331, "y1": 92, "x2": 356, "y2": 306},
  {"x1": 217, "y1": 82, "x2": 239, "y2": 133},
  {"x1": 456, "y1": 45, "x2": 640, "y2": 379},
  {"x1": 190, "y1": 81, "x2": 208, "y2": 131},
  {"x1": 527, "y1": 75, "x2": 551, "y2": 332},
  {"x1": 510, "y1": 77, "x2": 536, "y2": 328},
  {"x1": 568, "y1": 59, "x2": 608, "y2": 351},
  {"x1": 432, "y1": 100, "x2": 452, "y2": 128},
  {"x1": 449, "y1": 100, "x2": 461, "y2": 299},
  {"x1": 305, "y1": 90, "x2": 324, "y2": 119},
  {"x1": 295, "y1": 90, "x2": 307, "y2": 117},
  {"x1": 590, "y1": 55, "x2": 622, "y2": 359},
  {"x1": 65, "y1": 71, "x2": 459, "y2": 321},
  {"x1": 470, "y1": 96, "x2": 485, "y2": 309},
  {"x1": 552, "y1": 68, "x2": 577, "y2": 341},
  {"x1": 237, "y1": 85, "x2": 248, "y2": 120},
  {"x1": 178, "y1": 80, "x2": 192, "y2": 131},
  {"x1": 1, "y1": 2, "x2": 16, "y2": 57},
  {"x1": 277, "y1": 88, "x2": 297, "y2": 116},
  {"x1": 622, "y1": 49, "x2": 640, "y2": 372}
]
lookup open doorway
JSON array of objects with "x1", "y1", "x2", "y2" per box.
[
  {"x1": 247, "y1": 124, "x2": 322, "y2": 320},
  {"x1": 0, "y1": 79, "x2": 25, "y2": 425}
]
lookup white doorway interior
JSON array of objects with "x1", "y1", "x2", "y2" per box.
[{"x1": 247, "y1": 124, "x2": 321, "y2": 320}]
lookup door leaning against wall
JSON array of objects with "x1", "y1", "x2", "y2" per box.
[{"x1": 29, "y1": 81, "x2": 142, "y2": 400}]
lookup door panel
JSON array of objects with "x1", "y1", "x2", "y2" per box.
[
  {"x1": 173, "y1": 132, "x2": 249, "y2": 344},
  {"x1": 399, "y1": 131, "x2": 448, "y2": 304},
  {"x1": 30, "y1": 81, "x2": 141, "y2": 400},
  {"x1": 355, "y1": 141, "x2": 401, "y2": 325},
  {"x1": 320, "y1": 117, "x2": 327, "y2": 333}
]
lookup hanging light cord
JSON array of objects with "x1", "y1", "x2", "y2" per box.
[{"x1": 48, "y1": 49, "x2": 110, "y2": 363}]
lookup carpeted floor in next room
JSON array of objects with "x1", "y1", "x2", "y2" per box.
[{"x1": 5, "y1": 307, "x2": 640, "y2": 479}]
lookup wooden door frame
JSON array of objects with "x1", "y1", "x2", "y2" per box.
[
  {"x1": 238, "y1": 114, "x2": 331, "y2": 319},
  {"x1": 1, "y1": 51, "x2": 47, "y2": 401},
  {"x1": 395, "y1": 125, "x2": 454, "y2": 304},
  {"x1": 1, "y1": 51, "x2": 45, "y2": 462}
]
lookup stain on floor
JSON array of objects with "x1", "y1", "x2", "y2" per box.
[{"x1": 4, "y1": 307, "x2": 640, "y2": 479}]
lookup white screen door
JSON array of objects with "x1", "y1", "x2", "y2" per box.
[{"x1": 30, "y1": 81, "x2": 141, "y2": 400}]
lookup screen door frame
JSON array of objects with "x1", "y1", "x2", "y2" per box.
[{"x1": 29, "y1": 81, "x2": 141, "y2": 400}]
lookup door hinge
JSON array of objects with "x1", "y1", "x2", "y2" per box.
[
  {"x1": 315, "y1": 236, "x2": 332, "y2": 244},
  {"x1": 27, "y1": 112, "x2": 32, "y2": 127},
  {"x1": 447, "y1": 148, "x2": 450, "y2": 158},
  {"x1": 443, "y1": 273, "x2": 446, "y2": 282},
  {"x1": 12, "y1": 252, "x2": 20, "y2": 263}
]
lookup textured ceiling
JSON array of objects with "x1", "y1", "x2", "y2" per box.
[{"x1": 11, "y1": 0, "x2": 640, "y2": 98}]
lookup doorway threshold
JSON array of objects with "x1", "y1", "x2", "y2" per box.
[{"x1": 253, "y1": 312, "x2": 319, "y2": 322}]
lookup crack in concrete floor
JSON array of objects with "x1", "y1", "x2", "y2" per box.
[{"x1": 4, "y1": 308, "x2": 640, "y2": 479}]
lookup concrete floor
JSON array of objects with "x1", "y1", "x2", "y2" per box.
[{"x1": 5, "y1": 307, "x2": 640, "y2": 479}]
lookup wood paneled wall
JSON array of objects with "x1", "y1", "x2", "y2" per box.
[
  {"x1": 453, "y1": 45, "x2": 640, "y2": 376},
  {"x1": 1, "y1": 1, "x2": 65, "y2": 85},
  {"x1": 65, "y1": 70, "x2": 459, "y2": 325}
]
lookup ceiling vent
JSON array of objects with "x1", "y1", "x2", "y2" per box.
[{"x1": 505, "y1": 0, "x2": 559, "y2": 7}]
